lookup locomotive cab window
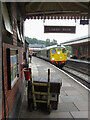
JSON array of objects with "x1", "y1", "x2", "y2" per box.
[
  {"x1": 51, "y1": 49, "x2": 56, "y2": 53},
  {"x1": 62, "y1": 49, "x2": 66, "y2": 53},
  {"x1": 57, "y1": 48, "x2": 61, "y2": 51}
]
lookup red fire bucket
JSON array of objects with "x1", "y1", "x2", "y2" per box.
[{"x1": 24, "y1": 69, "x2": 30, "y2": 80}]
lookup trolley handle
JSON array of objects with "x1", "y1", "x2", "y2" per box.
[{"x1": 48, "y1": 69, "x2": 50, "y2": 83}]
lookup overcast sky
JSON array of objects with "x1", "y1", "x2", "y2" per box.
[{"x1": 24, "y1": 19, "x2": 88, "y2": 44}]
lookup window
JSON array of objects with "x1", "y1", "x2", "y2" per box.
[
  {"x1": 7, "y1": 49, "x2": 19, "y2": 89},
  {"x1": 17, "y1": 26, "x2": 21, "y2": 41},
  {"x1": 6, "y1": 3, "x2": 12, "y2": 24},
  {"x1": 57, "y1": 48, "x2": 61, "y2": 51},
  {"x1": 79, "y1": 46, "x2": 82, "y2": 55},
  {"x1": 2, "y1": 2, "x2": 13, "y2": 34},
  {"x1": 51, "y1": 49, "x2": 56, "y2": 53},
  {"x1": 73, "y1": 47, "x2": 77, "y2": 55},
  {"x1": 47, "y1": 50, "x2": 50, "y2": 57},
  {"x1": 10, "y1": 50, "x2": 18, "y2": 82},
  {"x1": 83, "y1": 46, "x2": 88, "y2": 55},
  {"x1": 62, "y1": 48, "x2": 66, "y2": 53}
]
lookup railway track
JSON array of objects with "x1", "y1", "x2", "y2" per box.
[
  {"x1": 35, "y1": 56, "x2": 90, "y2": 90},
  {"x1": 64, "y1": 64, "x2": 90, "y2": 76},
  {"x1": 50, "y1": 58, "x2": 90, "y2": 90},
  {"x1": 62, "y1": 65, "x2": 90, "y2": 90}
]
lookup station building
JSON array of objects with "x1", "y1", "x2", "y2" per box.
[
  {"x1": 1, "y1": 2, "x2": 26, "y2": 119},
  {"x1": 61, "y1": 35, "x2": 90, "y2": 60}
]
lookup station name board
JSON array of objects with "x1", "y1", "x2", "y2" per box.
[{"x1": 44, "y1": 26, "x2": 76, "y2": 33}]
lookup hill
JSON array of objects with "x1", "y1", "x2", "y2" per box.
[{"x1": 25, "y1": 36, "x2": 57, "y2": 47}]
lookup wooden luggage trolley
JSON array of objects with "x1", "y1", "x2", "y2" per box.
[
  {"x1": 27, "y1": 68, "x2": 62, "y2": 114},
  {"x1": 32, "y1": 69, "x2": 50, "y2": 113}
]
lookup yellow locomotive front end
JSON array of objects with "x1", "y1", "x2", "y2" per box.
[{"x1": 50, "y1": 47, "x2": 67, "y2": 68}]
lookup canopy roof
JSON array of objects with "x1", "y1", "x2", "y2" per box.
[
  {"x1": 41, "y1": 44, "x2": 65, "y2": 50},
  {"x1": 61, "y1": 35, "x2": 90, "y2": 46},
  {"x1": 19, "y1": 2, "x2": 90, "y2": 20}
]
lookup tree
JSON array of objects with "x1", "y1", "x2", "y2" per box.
[
  {"x1": 46, "y1": 39, "x2": 50, "y2": 47},
  {"x1": 32, "y1": 38, "x2": 38, "y2": 44},
  {"x1": 52, "y1": 39, "x2": 57, "y2": 45},
  {"x1": 25, "y1": 36, "x2": 57, "y2": 47}
]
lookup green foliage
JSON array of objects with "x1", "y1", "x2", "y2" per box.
[
  {"x1": 65, "y1": 46, "x2": 72, "y2": 54},
  {"x1": 46, "y1": 39, "x2": 50, "y2": 47},
  {"x1": 25, "y1": 36, "x2": 57, "y2": 47}
]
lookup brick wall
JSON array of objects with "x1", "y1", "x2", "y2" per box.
[
  {"x1": 2, "y1": 3, "x2": 25, "y2": 119},
  {"x1": 3, "y1": 44, "x2": 25, "y2": 118},
  {"x1": 0, "y1": 2, "x2": 2, "y2": 120}
]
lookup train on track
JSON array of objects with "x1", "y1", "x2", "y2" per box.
[{"x1": 36, "y1": 45, "x2": 67, "y2": 68}]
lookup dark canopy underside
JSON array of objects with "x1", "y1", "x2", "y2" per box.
[{"x1": 19, "y1": 2, "x2": 90, "y2": 20}]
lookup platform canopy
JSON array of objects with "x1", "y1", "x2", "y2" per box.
[{"x1": 18, "y1": 2, "x2": 90, "y2": 20}]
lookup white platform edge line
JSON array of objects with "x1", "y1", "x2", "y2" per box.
[{"x1": 49, "y1": 63, "x2": 90, "y2": 91}]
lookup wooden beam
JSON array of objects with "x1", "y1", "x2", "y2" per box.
[
  {"x1": 36, "y1": 2, "x2": 44, "y2": 11},
  {"x1": 57, "y1": 2, "x2": 65, "y2": 11},
  {"x1": 18, "y1": 3, "x2": 26, "y2": 18},
  {"x1": 74, "y1": 2, "x2": 88, "y2": 9}
]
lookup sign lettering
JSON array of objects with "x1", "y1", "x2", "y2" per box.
[{"x1": 44, "y1": 26, "x2": 76, "y2": 33}]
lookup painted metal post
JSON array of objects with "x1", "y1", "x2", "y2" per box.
[
  {"x1": 47, "y1": 69, "x2": 50, "y2": 107},
  {"x1": 29, "y1": 68, "x2": 32, "y2": 81}
]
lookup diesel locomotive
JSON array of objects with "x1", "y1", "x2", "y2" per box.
[{"x1": 36, "y1": 45, "x2": 67, "y2": 68}]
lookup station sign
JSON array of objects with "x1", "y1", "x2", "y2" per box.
[
  {"x1": 80, "y1": 20, "x2": 89, "y2": 25},
  {"x1": 44, "y1": 26, "x2": 76, "y2": 33}
]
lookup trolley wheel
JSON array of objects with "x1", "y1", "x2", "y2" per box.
[{"x1": 34, "y1": 106, "x2": 37, "y2": 111}]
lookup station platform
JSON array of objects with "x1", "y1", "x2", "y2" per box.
[
  {"x1": 67, "y1": 57, "x2": 90, "y2": 64},
  {"x1": 19, "y1": 57, "x2": 89, "y2": 119}
]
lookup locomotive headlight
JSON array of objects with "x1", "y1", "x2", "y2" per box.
[
  {"x1": 60, "y1": 57, "x2": 62, "y2": 59},
  {"x1": 58, "y1": 52, "x2": 60, "y2": 54},
  {"x1": 52, "y1": 57, "x2": 54, "y2": 60}
]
